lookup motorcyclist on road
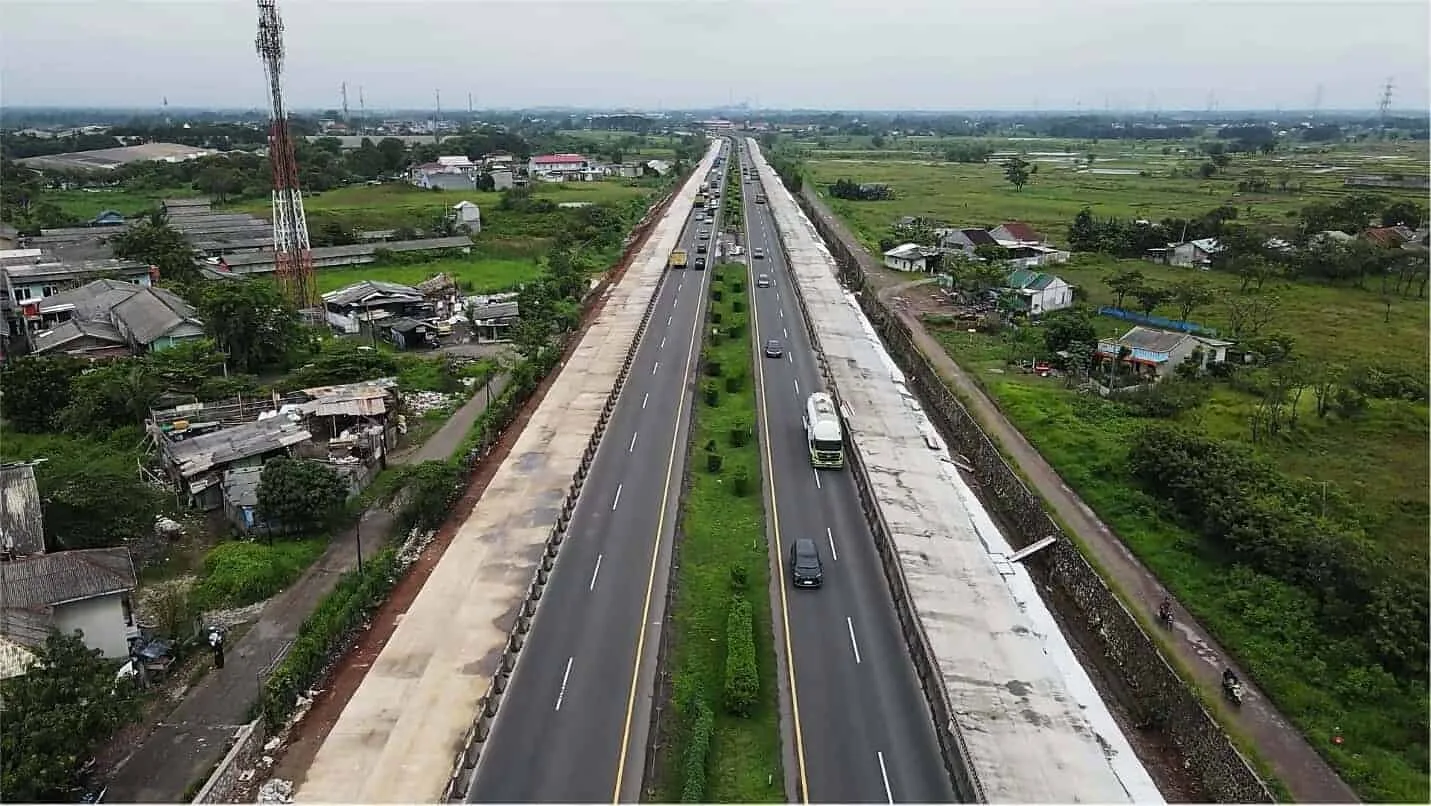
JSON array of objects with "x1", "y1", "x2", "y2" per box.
[
  {"x1": 1157, "y1": 597, "x2": 1172, "y2": 622},
  {"x1": 1222, "y1": 667, "x2": 1239, "y2": 688}
]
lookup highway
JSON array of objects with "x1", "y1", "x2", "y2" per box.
[
  {"x1": 465, "y1": 141, "x2": 730, "y2": 803},
  {"x1": 737, "y1": 143, "x2": 957, "y2": 804}
]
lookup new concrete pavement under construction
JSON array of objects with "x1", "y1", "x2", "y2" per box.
[
  {"x1": 747, "y1": 138, "x2": 1163, "y2": 803},
  {"x1": 293, "y1": 141, "x2": 722, "y2": 803}
]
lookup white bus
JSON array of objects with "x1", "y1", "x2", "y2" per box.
[{"x1": 804, "y1": 392, "x2": 845, "y2": 469}]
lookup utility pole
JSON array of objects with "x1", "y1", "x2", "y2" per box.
[
  {"x1": 341, "y1": 81, "x2": 349, "y2": 123},
  {"x1": 434, "y1": 88, "x2": 442, "y2": 144},
  {"x1": 358, "y1": 86, "x2": 366, "y2": 134}
]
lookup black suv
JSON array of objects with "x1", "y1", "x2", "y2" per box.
[{"x1": 789, "y1": 539, "x2": 823, "y2": 588}]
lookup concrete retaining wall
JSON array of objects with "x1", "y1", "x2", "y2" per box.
[
  {"x1": 190, "y1": 721, "x2": 263, "y2": 804},
  {"x1": 792, "y1": 185, "x2": 1272, "y2": 804}
]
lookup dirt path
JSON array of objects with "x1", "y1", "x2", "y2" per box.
[{"x1": 799, "y1": 188, "x2": 1356, "y2": 804}]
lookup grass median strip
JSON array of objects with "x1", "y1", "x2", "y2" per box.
[{"x1": 660, "y1": 259, "x2": 783, "y2": 803}]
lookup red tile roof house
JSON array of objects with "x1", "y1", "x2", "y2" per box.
[
  {"x1": 526, "y1": 153, "x2": 593, "y2": 182},
  {"x1": 1360, "y1": 226, "x2": 1414, "y2": 249},
  {"x1": 989, "y1": 221, "x2": 1047, "y2": 246}
]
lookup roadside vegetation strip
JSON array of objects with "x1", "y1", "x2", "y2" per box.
[{"x1": 659, "y1": 261, "x2": 783, "y2": 803}]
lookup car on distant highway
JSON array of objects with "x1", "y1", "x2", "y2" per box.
[
  {"x1": 753, "y1": 247, "x2": 765, "y2": 259},
  {"x1": 764, "y1": 339, "x2": 783, "y2": 358},
  {"x1": 698, "y1": 229, "x2": 710, "y2": 240},
  {"x1": 789, "y1": 538, "x2": 824, "y2": 588},
  {"x1": 757, "y1": 274, "x2": 771, "y2": 288},
  {"x1": 697, "y1": 243, "x2": 708, "y2": 254},
  {"x1": 693, "y1": 257, "x2": 706, "y2": 270}
]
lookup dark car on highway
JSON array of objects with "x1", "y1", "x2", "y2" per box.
[
  {"x1": 789, "y1": 539, "x2": 823, "y2": 588},
  {"x1": 764, "y1": 339, "x2": 783, "y2": 358}
]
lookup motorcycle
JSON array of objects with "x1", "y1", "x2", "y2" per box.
[
  {"x1": 1223, "y1": 678, "x2": 1243, "y2": 707},
  {"x1": 1156, "y1": 600, "x2": 1174, "y2": 628}
]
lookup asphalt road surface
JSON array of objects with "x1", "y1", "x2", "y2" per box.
[
  {"x1": 738, "y1": 144, "x2": 957, "y2": 804},
  {"x1": 466, "y1": 143, "x2": 730, "y2": 803}
]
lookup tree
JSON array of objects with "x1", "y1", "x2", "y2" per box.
[
  {"x1": 1225, "y1": 292, "x2": 1280, "y2": 337},
  {"x1": 109, "y1": 221, "x2": 200, "y2": 285},
  {"x1": 1068, "y1": 207, "x2": 1099, "y2": 252},
  {"x1": 33, "y1": 443, "x2": 164, "y2": 551},
  {"x1": 1133, "y1": 285, "x2": 1171, "y2": 317},
  {"x1": 58, "y1": 359, "x2": 159, "y2": 436},
  {"x1": 1041, "y1": 308, "x2": 1097, "y2": 353},
  {"x1": 1003, "y1": 157, "x2": 1035, "y2": 191},
  {"x1": 1102, "y1": 268, "x2": 1146, "y2": 309},
  {"x1": 0, "y1": 632, "x2": 141, "y2": 802},
  {"x1": 1381, "y1": 200, "x2": 1425, "y2": 229},
  {"x1": 256, "y1": 457, "x2": 349, "y2": 534},
  {"x1": 0, "y1": 355, "x2": 84, "y2": 432},
  {"x1": 197, "y1": 280, "x2": 302, "y2": 373},
  {"x1": 1169, "y1": 279, "x2": 1216, "y2": 322}
]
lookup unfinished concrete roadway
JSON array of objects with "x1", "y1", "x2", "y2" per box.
[
  {"x1": 749, "y1": 139, "x2": 1162, "y2": 803},
  {"x1": 293, "y1": 142, "x2": 721, "y2": 803}
]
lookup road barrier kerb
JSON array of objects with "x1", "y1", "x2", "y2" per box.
[{"x1": 442, "y1": 155, "x2": 715, "y2": 803}]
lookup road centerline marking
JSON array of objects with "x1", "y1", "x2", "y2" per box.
[
  {"x1": 629, "y1": 432, "x2": 638, "y2": 452},
  {"x1": 590, "y1": 554, "x2": 603, "y2": 592},
  {"x1": 612, "y1": 483, "x2": 623, "y2": 511},
  {"x1": 642, "y1": 392, "x2": 648, "y2": 409},
  {"x1": 812, "y1": 467, "x2": 822, "y2": 490},
  {"x1": 555, "y1": 657, "x2": 574, "y2": 711},
  {"x1": 847, "y1": 617, "x2": 863, "y2": 664},
  {"x1": 827, "y1": 526, "x2": 838, "y2": 561}
]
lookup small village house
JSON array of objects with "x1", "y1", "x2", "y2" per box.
[
  {"x1": 1095, "y1": 325, "x2": 1233, "y2": 383},
  {"x1": 322, "y1": 279, "x2": 432, "y2": 335},
  {"x1": 383, "y1": 317, "x2": 438, "y2": 350},
  {"x1": 882, "y1": 242, "x2": 943, "y2": 273},
  {"x1": 940, "y1": 228, "x2": 998, "y2": 255},
  {"x1": 1004, "y1": 268, "x2": 1074, "y2": 316},
  {"x1": 451, "y1": 201, "x2": 482, "y2": 234},
  {"x1": 30, "y1": 278, "x2": 203, "y2": 357}
]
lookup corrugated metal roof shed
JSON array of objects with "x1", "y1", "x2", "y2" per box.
[
  {"x1": 0, "y1": 463, "x2": 45, "y2": 556},
  {"x1": 1, "y1": 546, "x2": 137, "y2": 609}
]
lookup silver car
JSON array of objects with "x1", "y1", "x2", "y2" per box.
[{"x1": 764, "y1": 339, "x2": 783, "y2": 358}]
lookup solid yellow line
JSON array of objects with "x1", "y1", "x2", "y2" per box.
[
  {"x1": 611, "y1": 169, "x2": 717, "y2": 804},
  {"x1": 747, "y1": 175, "x2": 812, "y2": 803}
]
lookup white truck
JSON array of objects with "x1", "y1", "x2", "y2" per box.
[{"x1": 803, "y1": 392, "x2": 845, "y2": 469}]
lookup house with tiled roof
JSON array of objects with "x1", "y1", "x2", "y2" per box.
[
  {"x1": 1360, "y1": 226, "x2": 1414, "y2": 249},
  {"x1": 1095, "y1": 325, "x2": 1234, "y2": 383},
  {"x1": 940, "y1": 227, "x2": 999, "y2": 255},
  {"x1": 527, "y1": 153, "x2": 594, "y2": 182},
  {"x1": 990, "y1": 221, "x2": 1047, "y2": 246},
  {"x1": 882, "y1": 242, "x2": 944, "y2": 273},
  {"x1": 31, "y1": 278, "x2": 205, "y2": 357},
  {"x1": 0, "y1": 547, "x2": 140, "y2": 659},
  {"x1": 1004, "y1": 268, "x2": 1075, "y2": 316}
]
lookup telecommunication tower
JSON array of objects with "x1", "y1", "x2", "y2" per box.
[
  {"x1": 1377, "y1": 78, "x2": 1394, "y2": 130},
  {"x1": 256, "y1": 0, "x2": 319, "y2": 316},
  {"x1": 341, "y1": 81, "x2": 350, "y2": 122}
]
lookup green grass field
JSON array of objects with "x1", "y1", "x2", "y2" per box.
[
  {"x1": 799, "y1": 137, "x2": 1427, "y2": 253},
  {"x1": 47, "y1": 187, "x2": 203, "y2": 221},
  {"x1": 933, "y1": 321, "x2": 1428, "y2": 801},
  {"x1": 658, "y1": 263, "x2": 783, "y2": 802},
  {"x1": 312, "y1": 252, "x2": 542, "y2": 295}
]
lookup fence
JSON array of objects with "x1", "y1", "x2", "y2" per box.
[{"x1": 1096, "y1": 306, "x2": 1217, "y2": 336}]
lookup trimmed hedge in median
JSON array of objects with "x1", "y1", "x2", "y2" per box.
[
  {"x1": 723, "y1": 596, "x2": 759, "y2": 716},
  {"x1": 680, "y1": 698, "x2": 716, "y2": 803}
]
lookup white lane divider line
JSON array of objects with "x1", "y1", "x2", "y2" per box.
[
  {"x1": 793, "y1": 378, "x2": 800, "y2": 395},
  {"x1": 590, "y1": 554, "x2": 603, "y2": 592},
  {"x1": 846, "y1": 617, "x2": 862, "y2": 664},
  {"x1": 555, "y1": 657, "x2": 574, "y2": 711},
  {"x1": 612, "y1": 483, "x2": 623, "y2": 511},
  {"x1": 660, "y1": 336, "x2": 667, "y2": 350},
  {"x1": 783, "y1": 327, "x2": 788, "y2": 338},
  {"x1": 652, "y1": 361, "x2": 660, "y2": 375},
  {"x1": 877, "y1": 751, "x2": 893, "y2": 803},
  {"x1": 827, "y1": 526, "x2": 838, "y2": 561},
  {"x1": 642, "y1": 393, "x2": 649, "y2": 409},
  {"x1": 813, "y1": 467, "x2": 822, "y2": 489},
  {"x1": 667, "y1": 315, "x2": 672, "y2": 327},
  {"x1": 629, "y1": 432, "x2": 639, "y2": 453}
]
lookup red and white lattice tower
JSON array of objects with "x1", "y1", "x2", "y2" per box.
[{"x1": 256, "y1": 0, "x2": 319, "y2": 316}]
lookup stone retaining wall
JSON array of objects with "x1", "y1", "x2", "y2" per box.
[
  {"x1": 191, "y1": 721, "x2": 263, "y2": 804},
  {"x1": 792, "y1": 185, "x2": 1273, "y2": 804}
]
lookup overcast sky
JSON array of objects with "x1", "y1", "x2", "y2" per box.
[{"x1": 2, "y1": 0, "x2": 1427, "y2": 112}]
